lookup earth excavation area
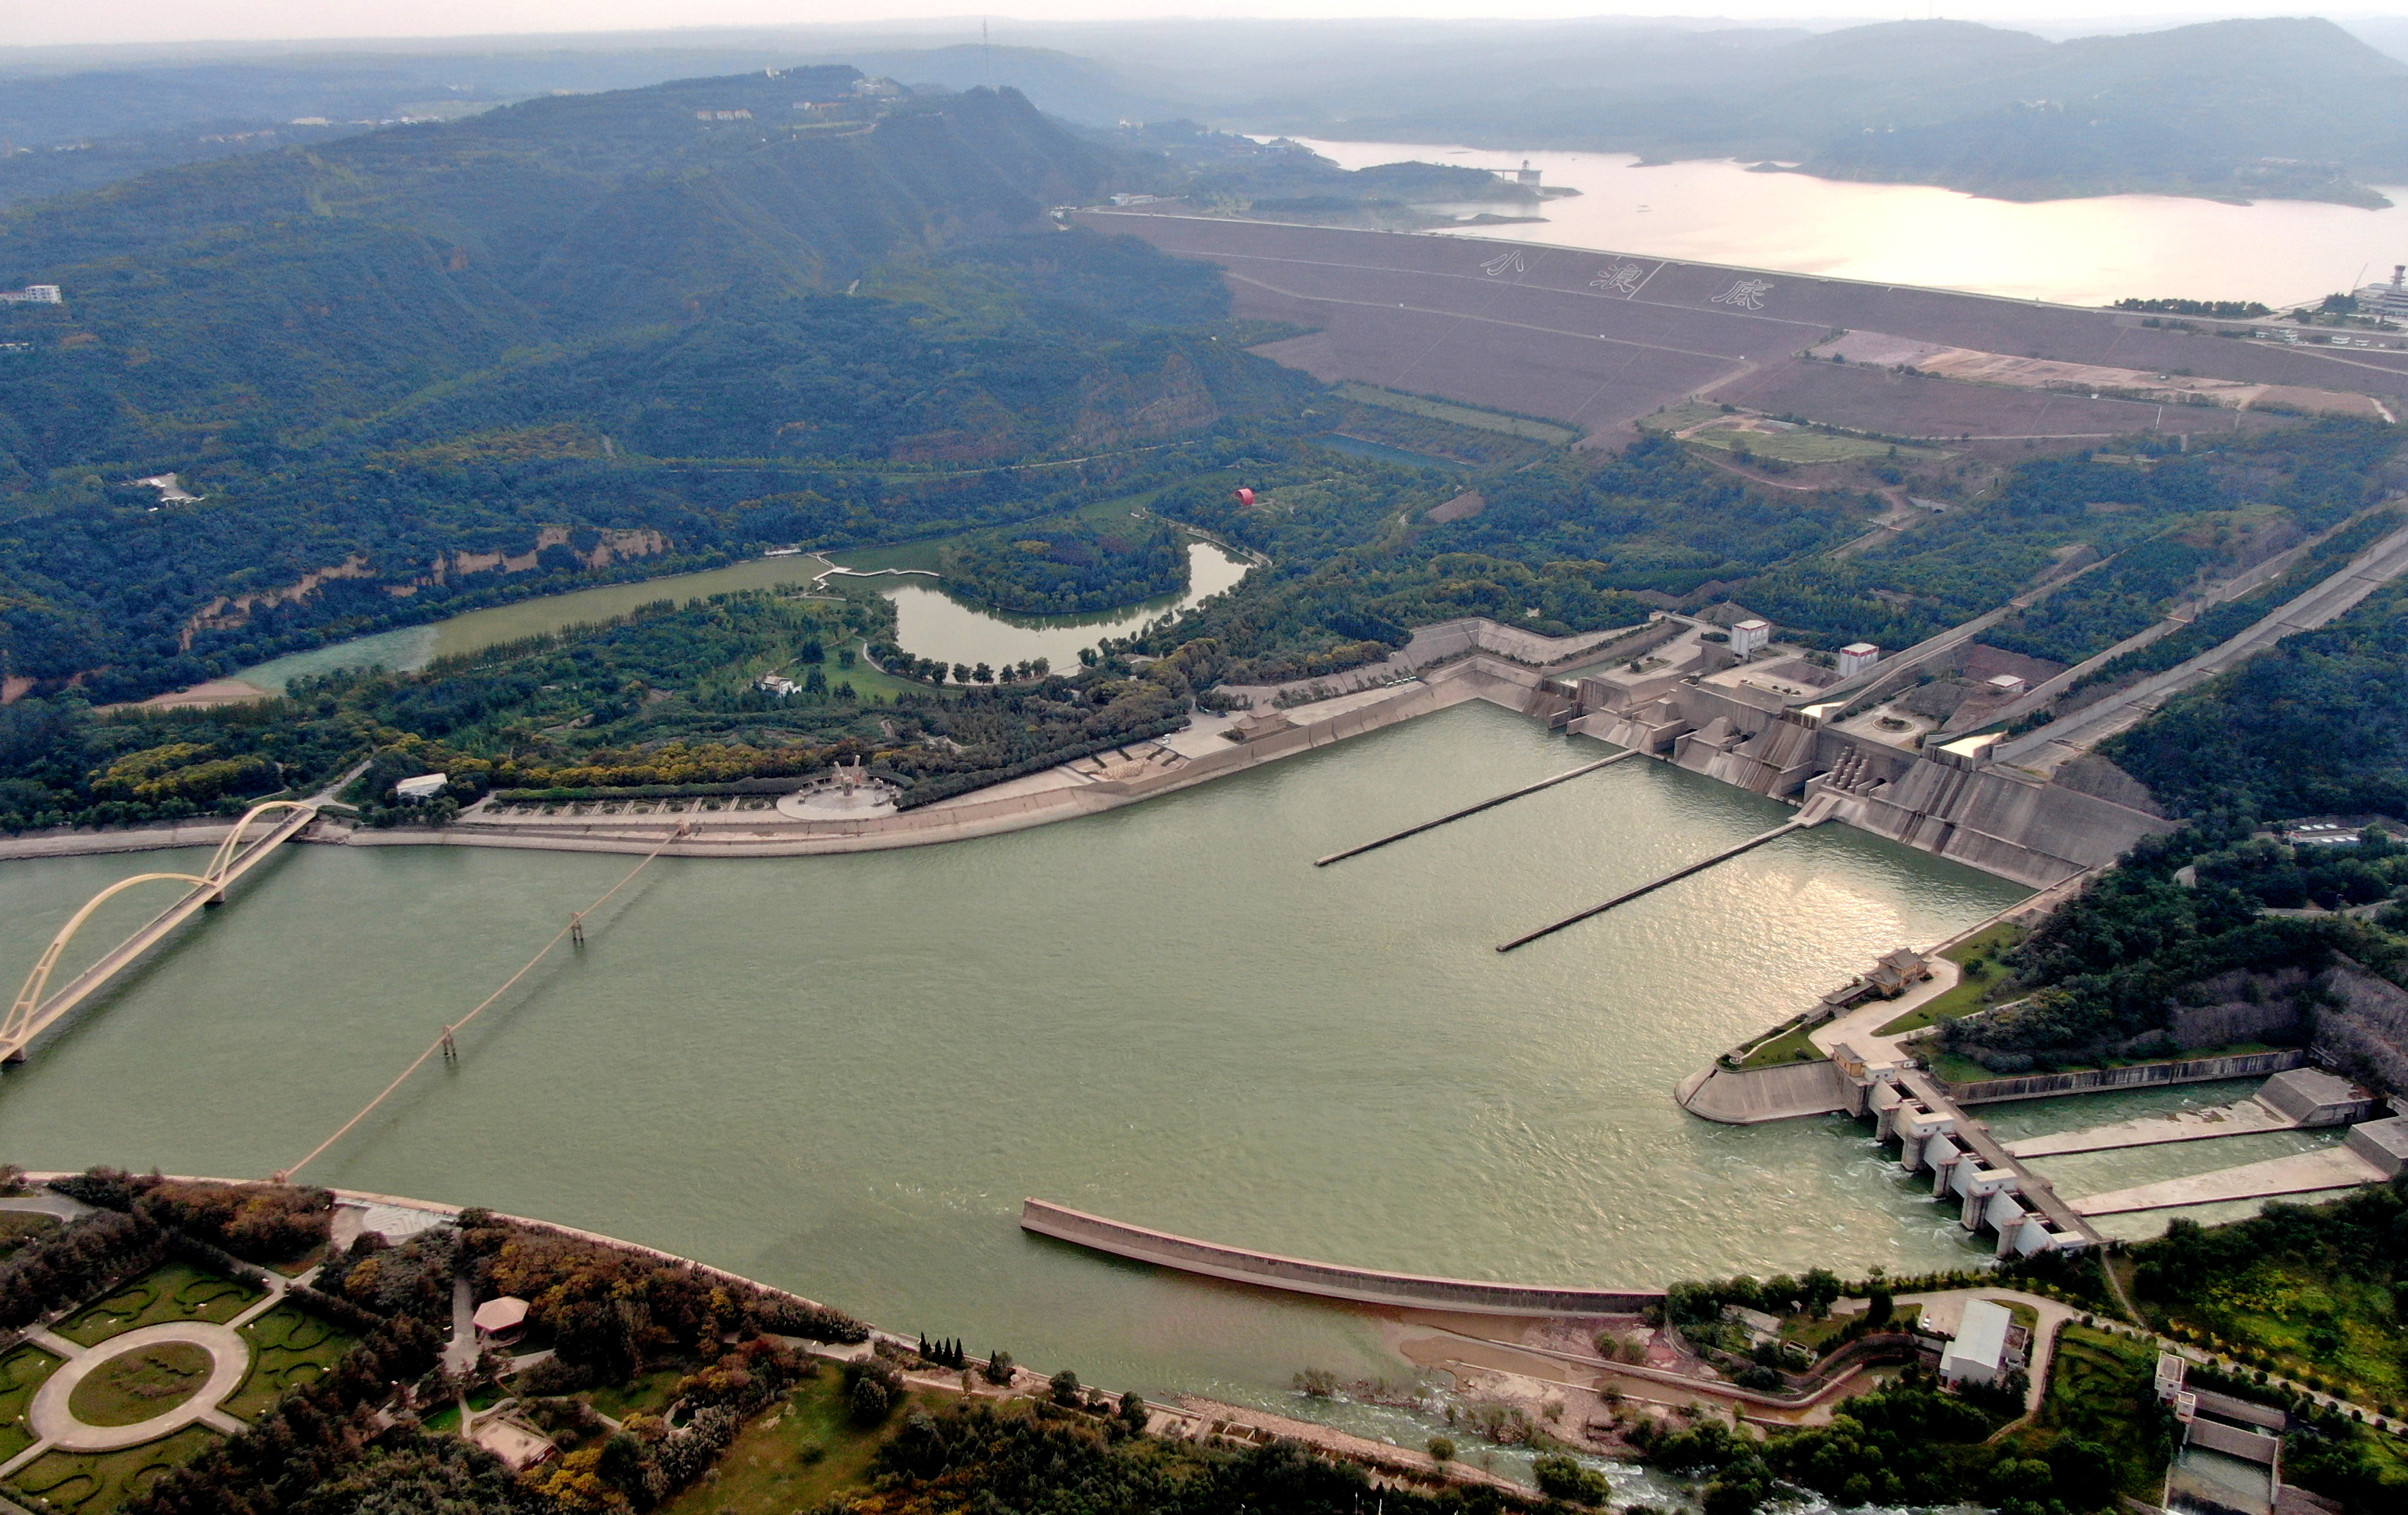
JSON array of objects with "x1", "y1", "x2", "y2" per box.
[{"x1": 0, "y1": 1254, "x2": 357, "y2": 1512}]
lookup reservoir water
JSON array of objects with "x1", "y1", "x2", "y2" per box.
[
  {"x1": 1294, "y1": 137, "x2": 2408, "y2": 310},
  {"x1": 2, "y1": 703, "x2": 2030, "y2": 1406},
  {"x1": 236, "y1": 542, "x2": 1253, "y2": 693}
]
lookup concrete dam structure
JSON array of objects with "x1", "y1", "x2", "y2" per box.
[{"x1": 1568, "y1": 666, "x2": 2169, "y2": 889}]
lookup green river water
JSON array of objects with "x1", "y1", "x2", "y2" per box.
[{"x1": 0, "y1": 700, "x2": 2314, "y2": 1416}]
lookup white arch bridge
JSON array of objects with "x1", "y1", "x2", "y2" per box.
[{"x1": 2, "y1": 800, "x2": 322, "y2": 1065}]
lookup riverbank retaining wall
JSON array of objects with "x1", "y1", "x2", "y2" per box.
[
  {"x1": 3, "y1": 616, "x2": 2168, "y2": 887},
  {"x1": 1020, "y1": 1199, "x2": 1661, "y2": 1315},
  {"x1": 1938, "y1": 1049, "x2": 2311, "y2": 1105},
  {"x1": 349, "y1": 654, "x2": 1548, "y2": 858},
  {"x1": 1674, "y1": 1059, "x2": 1854, "y2": 1124}
]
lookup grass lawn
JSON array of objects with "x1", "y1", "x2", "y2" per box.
[
  {"x1": 1640, "y1": 404, "x2": 1946, "y2": 463},
  {"x1": 2162, "y1": 1260, "x2": 2407, "y2": 1404},
  {"x1": 0, "y1": 1345, "x2": 63, "y2": 1464},
  {"x1": 426, "y1": 1384, "x2": 506, "y2": 1434},
  {"x1": 2024, "y1": 1324, "x2": 2170, "y2": 1498},
  {"x1": 221, "y1": 1304, "x2": 361, "y2": 1424},
  {"x1": 3, "y1": 1426, "x2": 221, "y2": 1514},
  {"x1": 0, "y1": 1211, "x2": 59, "y2": 1262},
  {"x1": 67, "y1": 1341, "x2": 214, "y2": 1427},
  {"x1": 56, "y1": 1264, "x2": 261, "y2": 1348},
  {"x1": 657, "y1": 1370, "x2": 950, "y2": 1515},
  {"x1": 838, "y1": 645, "x2": 949, "y2": 705},
  {"x1": 583, "y1": 1366, "x2": 686, "y2": 1422},
  {"x1": 1930, "y1": 1051, "x2": 2002, "y2": 1085},
  {"x1": 1335, "y1": 382, "x2": 1579, "y2": 444},
  {"x1": 1875, "y1": 922, "x2": 2027, "y2": 1037},
  {"x1": 1687, "y1": 427, "x2": 1948, "y2": 466},
  {"x1": 1738, "y1": 1021, "x2": 1827, "y2": 1069},
  {"x1": 1783, "y1": 1303, "x2": 1923, "y2": 1356},
  {"x1": 1640, "y1": 402, "x2": 1727, "y2": 434}
]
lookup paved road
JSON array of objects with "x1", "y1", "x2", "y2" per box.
[
  {"x1": 1789, "y1": 554, "x2": 2115, "y2": 713},
  {"x1": 24, "y1": 1321, "x2": 253, "y2": 1452},
  {"x1": 1996, "y1": 519, "x2": 2408, "y2": 768},
  {"x1": 1810, "y1": 959, "x2": 1962, "y2": 1062},
  {"x1": 440, "y1": 1273, "x2": 478, "y2": 1376},
  {"x1": 1898, "y1": 1288, "x2": 2079, "y2": 1424},
  {"x1": 0, "y1": 1194, "x2": 93, "y2": 1222}
]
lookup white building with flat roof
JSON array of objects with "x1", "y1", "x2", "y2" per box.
[
  {"x1": 1729, "y1": 619, "x2": 1771, "y2": 657},
  {"x1": 1940, "y1": 1297, "x2": 2013, "y2": 1387},
  {"x1": 1837, "y1": 642, "x2": 1880, "y2": 677},
  {"x1": 394, "y1": 773, "x2": 449, "y2": 801}
]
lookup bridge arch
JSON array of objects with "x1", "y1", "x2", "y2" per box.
[
  {"x1": 204, "y1": 800, "x2": 319, "y2": 885},
  {"x1": 3, "y1": 873, "x2": 215, "y2": 1051}
]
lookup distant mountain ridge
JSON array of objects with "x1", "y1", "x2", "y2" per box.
[
  {"x1": 8, "y1": 18, "x2": 2403, "y2": 210},
  {"x1": 1312, "y1": 18, "x2": 2408, "y2": 206},
  {"x1": 0, "y1": 69, "x2": 1153, "y2": 464}
]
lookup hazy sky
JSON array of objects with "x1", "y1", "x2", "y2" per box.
[{"x1": 1, "y1": 1, "x2": 2371, "y2": 50}]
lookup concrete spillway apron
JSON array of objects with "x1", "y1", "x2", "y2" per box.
[
  {"x1": 1314, "y1": 748, "x2": 1642, "y2": 866},
  {"x1": 1497, "y1": 816, "x2": 1815, "y2": 953}
]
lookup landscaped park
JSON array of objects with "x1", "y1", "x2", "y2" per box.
[{"x1": 0, "y1": 1256, "x2": 356, "y2": 1513}]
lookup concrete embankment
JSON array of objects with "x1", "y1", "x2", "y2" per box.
[
  {"x1": 346, "y1": 626, "x2": 1593, "y2": 859},
  {"x1": 2005, "y1": 1098, "x2": 2301, "y2": 1159},
  {"x1": 2072, "y1": 1147, "x2": 2387, "y2": 1216},
  {"x1": 1020, "y1": 1199, "x2": 1661, "y2": 1316},
  {"x1": 1940, "y1": 1049, "x2": 2309, "y2": 1106},
  {"x1": 0, "y1": 819, "x2": 253, "y2": 863},
  {"x1": 1674, "y1": 1060, "x2": 1854, "y2": 1125},
  {"x1": 377, "y1": 668, "x2": 1523, "y2": 857}
]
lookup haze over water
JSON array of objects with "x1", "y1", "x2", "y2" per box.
[{"x1": 1296, "y1": 137, "x2": 2408, "y2": 309}]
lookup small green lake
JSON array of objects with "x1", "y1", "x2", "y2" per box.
[{"x1": 235, "y1": 542, "x2": 1251, "y2": 692}]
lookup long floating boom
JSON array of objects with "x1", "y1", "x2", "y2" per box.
[
  {"x1": 1496, "y1": 816, "x2": 1814, "y2": 953},
  {"x1": 1315, "y1": 748, "x2": 1642, "y2": 867}
]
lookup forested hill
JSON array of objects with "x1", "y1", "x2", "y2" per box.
[
  {"x1": 0, "y1": 68, "x2": 1309, "y2": 700},
  {"x1": 0, "y1": 69, "x2": 1145, "y2": 466}
]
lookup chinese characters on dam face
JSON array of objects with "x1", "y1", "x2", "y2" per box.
[
  {"x1": 1713, "y1": 278, "x2": 1776, "y2": 310},
  {"x1": 1591, "y1": 263, "x2": 1646, "y2": 295}
]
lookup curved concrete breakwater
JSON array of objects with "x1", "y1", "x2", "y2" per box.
[{"x1": 1020, "y1": 1200, "x2": 1662, "y2": 1316}]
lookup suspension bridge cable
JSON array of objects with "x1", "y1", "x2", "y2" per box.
[{"x1": 274, "y1": 827, "x2": 685, "y2": 1183}]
